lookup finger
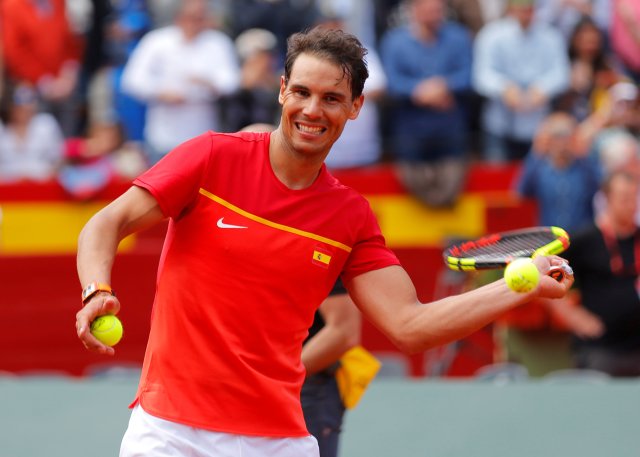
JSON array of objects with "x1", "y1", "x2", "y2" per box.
[
  {"x1": 79, "y1": 326, "x2": 116, "y2": 356},
  {"x1": 76, "y1": 306, "x2": 116, "y2": 356},
  {"x1": 100, "y1": 295, "x2": 120, "y2": 315}
]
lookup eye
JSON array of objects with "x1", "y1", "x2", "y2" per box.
[{"x1": 293, "y1": 88, "x2": 309, "y2": 98}]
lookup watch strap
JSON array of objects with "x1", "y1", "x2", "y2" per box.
[{"x1": 81, "y1": 282, "x2": 115, "y2": 304}]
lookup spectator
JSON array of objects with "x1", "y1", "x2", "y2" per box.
[
  {"x1": 591, "y1": 130, "x2": 640, "y2": 223},
  {"x1": 319, "y1": 13, "x2": 387, "y2": 169},
  {"x1": 473, "y1": 0, "x2": 570, "y2": 163},
  {"x1": 1, "y1": 0, "x2": 84, "y2": 137},
  {"x1": 610, "y1": 0, "x2": 640, "y2": 84},
  {"x1": 515, "y1": 111, "x2": 601, "y2": 234},
  {"x1": 553, "y1": 16, "x2": 622, "y2": 122},
  {"x1": 577, "y1": 81, "x2": 640, "y2": 159},
  {"x1": 121, "y1": 0, "x2": 240, "y2": 164},
  {"x1": 219, "y1": 28, "x2": 281, "y2": 132},
  {"x1": 0, "y1": 83, "x2": 65, "y2": 183},
  {"x1": 57, "y1": 119, "x2": 147, "y2": 200},
  {"x1": 380, "y1": 0, "x2": 473, "y2": 206},
  {"x1": 546, "y1": 170, "x2": 640, "y2": 377}
]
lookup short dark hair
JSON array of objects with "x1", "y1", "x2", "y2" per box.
[{"x1": 283, "y1": 26, "x2": 369, "y2": 100}]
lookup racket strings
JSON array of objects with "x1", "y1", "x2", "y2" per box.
[{"x1": 455, "y1": 234, "x2": 554, "y2": 259}]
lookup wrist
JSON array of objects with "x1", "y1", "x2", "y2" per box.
[{"x1": 81, "y1": 282, "x2": 115, "y2": 305}]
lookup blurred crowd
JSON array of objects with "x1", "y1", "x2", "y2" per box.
[
  {"x1": 0, "y1": 0, "x2": 639, "y2": 201},
  {"x1": 1, "y1": 0, "x2": 640, "y2": 376}
]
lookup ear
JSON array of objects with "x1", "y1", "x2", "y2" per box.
[
  {"x1": 278, "y1": 75, "x2": 286, "y2": 105},
  {"x1": 348, "y1": 94, "x2": 364, "y2": 120}
]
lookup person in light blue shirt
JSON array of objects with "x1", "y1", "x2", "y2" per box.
[
  {"x1": 473, "y1": 0, "x2": 570, "y2": 163},
  {"x1": 380, "y1": 0, "x2": 473, "y2": 207}
]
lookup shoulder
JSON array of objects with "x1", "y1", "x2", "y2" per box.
[
  {"x1": 323, "y1": 172, "x2": 374, "y2": 214},
  {"x1": 476, "y1": 18, "x2": 514, "y2": 42},
  {"x1": 198, "y1": 29, "x2": 235, "y2": 46},
  {"x1": 143, "y1": 25, "x2": 174, "y2": 40},
  {"x1": 208, "y1": 130, "x2": 270, "y2": 147},
  {"x1": 441, "y1": 21, "x2": 473, "y2": 43},
  {"x1": 380, "y1": 26, "x2": 411, "y2": 46},
  {"x1": 32, "y1": 113, "x2": 63, "y2": 133}
]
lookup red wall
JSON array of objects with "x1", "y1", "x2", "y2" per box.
[{"x1": 0, "y1": 163, "x2": 535, "y2": 377}]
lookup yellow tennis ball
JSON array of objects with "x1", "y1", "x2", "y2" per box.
[
  {"x1": 90, "y1": 315, "x2": 123, "y2": 347},
  {"x1": 504, "y1": 258, "x2": 540, "y2": 293}
]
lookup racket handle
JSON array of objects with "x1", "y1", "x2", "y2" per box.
[{"x1": 548, "y1": 264, "x2": 573, "y2": 282}]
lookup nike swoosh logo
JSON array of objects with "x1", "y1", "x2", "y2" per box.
[{"x1": 217, "y1": 217, "x2": 248, "y2": 229}]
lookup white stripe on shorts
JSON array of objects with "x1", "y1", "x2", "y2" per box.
[{"x1": 120, "y1": 404, "x2": 319, "y2": 457}]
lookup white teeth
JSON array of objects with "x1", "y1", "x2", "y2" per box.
[{"x1": 297, "y1": 124, "x2": 323, "y2": 134}]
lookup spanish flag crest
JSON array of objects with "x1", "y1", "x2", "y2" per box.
[{"x1": 312, "y1": 247, "x2": 332, "y2": 268}]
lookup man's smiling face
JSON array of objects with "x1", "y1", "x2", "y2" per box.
[{"x1": 278, "y1": 53, "x2": 363, "y2": 159}]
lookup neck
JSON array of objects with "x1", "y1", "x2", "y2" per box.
[{"x1": 269, "y1": 130, "x2": 324, "y2": 190}]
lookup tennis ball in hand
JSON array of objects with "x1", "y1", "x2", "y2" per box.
[
  {"x1": 90, "y1": 315, "x2": 123, "y2": 347},
  {"x1": 504, "y1": 258, "x2": 540, "y2": 293}
]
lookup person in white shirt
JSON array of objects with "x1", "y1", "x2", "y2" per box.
[
  {"x1": 122, "y1": 0, "x2": 240, "y2": 164},
  {"x1": 0, "y1": 83, "x2": 64, "y2": 183}
]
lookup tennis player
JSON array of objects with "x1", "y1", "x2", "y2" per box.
[{"x1": 75, "y1": 26, "x2": 573, "y2": 457}]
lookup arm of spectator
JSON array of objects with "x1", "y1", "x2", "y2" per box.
[
  {"x1": 529, "y1": 32, "x2": 571, "y2": 99},
  {"x1": 186, "y1": 37, "x2": 240, "y2": 101},
  {"x1": 574, "y1": 99, "x2": 614, "y2": 153},
  {"x1": 503, "y1": 83, "x2": 526, "y2": 111},
  {"x1": 121, "y1": 33, "x2": 168, "y2": 102},
  {"x1": 472, "y1": 25, "x2": 512, "y2": 98},
  {"x1": 41, "y1": 60, "x2": 80, "y2": 101},
  {"x1": 301, "y1": 293, "x2": 361, "y2": 376},
  {"x1": 443, "y1": 29, "x2": 473, "y2": 94},
  {"x1": 380, "y1": 33, "x2": 428, "y2": 100},
  {"x1": 412, "y1": 77, "x2": 454, "y2": 110},
  {"x1": 542, "y1": 292, "x2": 605, "y2": 339}
]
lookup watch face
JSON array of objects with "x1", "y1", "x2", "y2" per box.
[{"x1": 82, "y1": 284, "x2": 97, "y2": 301}]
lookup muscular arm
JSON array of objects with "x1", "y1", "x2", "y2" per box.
[
  {"x1": 75, "y1": 186, "x2": 165, "y2": 354},
  {"x1": 301, "y1": 293, "x2": 361, "y2": 376},
  {"x1": 346, "y1": 257, "x2": 571, "y2": 354}
]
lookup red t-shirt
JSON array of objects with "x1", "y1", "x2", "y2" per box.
[{"x1": 131, "y1": 131, "x2": 400, "y2": 437}]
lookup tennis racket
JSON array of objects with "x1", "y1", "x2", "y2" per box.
[{"x1": 443, "y1": 226, "x2": 572, "y2": 281}]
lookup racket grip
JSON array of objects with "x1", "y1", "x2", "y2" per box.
[{"x1": 548, "y1": 264, "x2": 573, "y2": 282}]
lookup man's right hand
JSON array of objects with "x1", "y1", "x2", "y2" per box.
[{"x1": 76, "y1": 294, "x2": 121, "y2": 356}]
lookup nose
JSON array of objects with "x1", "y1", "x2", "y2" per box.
[{"x1": 302, "y1": 96, "x2": 322, "y2": 119}]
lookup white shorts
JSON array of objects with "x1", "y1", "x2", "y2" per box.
[{"x1": 120, "y1": 405, "x2": 319, "y2": 457}]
